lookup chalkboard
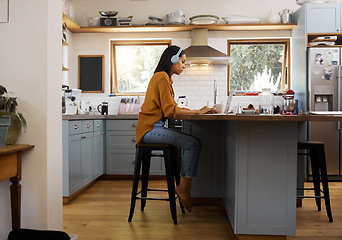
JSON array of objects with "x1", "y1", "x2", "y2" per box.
[{"x1": 78, "y1": 55, "x2": 104, "y2": 93}]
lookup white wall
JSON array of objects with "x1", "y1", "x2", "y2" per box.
[
  {"x1": 71, "y1": 0, "x2": 299, "y2": 26},
  {"x1": 0, "y1": 0, "x2": 63, "y2": 239}
]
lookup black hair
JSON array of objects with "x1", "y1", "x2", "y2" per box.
[{"x1": 154, "y1": 45, "x2": 185, "y2": 77}]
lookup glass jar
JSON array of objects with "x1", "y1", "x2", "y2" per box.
[
  {"x1": 258, "y1": 88, "x2": 274, "y2": 115},
  {"x1": 177, "y1": 96, "x2": 188, "y2": 108}
]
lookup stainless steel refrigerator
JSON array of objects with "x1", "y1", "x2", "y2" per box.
[{"x1": 308, "y1": 47, "x2": 342, "y2": 180}]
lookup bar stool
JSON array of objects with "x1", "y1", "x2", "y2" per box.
[
  {"x1": 128, "y1": 143, "x2": 185, "y2": 224},
  {"x1": 297, "y1": 141, "x2": 333, "y2": 222}
]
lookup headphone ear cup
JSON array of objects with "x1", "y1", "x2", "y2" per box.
[{"x1": 171, "y1": 55, "x2": 179, "y2": 64}]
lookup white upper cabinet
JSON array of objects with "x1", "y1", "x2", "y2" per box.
[{"x1": 306, "y1": 3, "x2": 341, "y2": 33}]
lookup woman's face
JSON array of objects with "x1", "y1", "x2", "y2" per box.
[{"x1": 171, "y1": 54, "x2": 186, "y2": 76}]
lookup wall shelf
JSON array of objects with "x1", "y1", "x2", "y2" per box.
[{"x1": 62, "y1": 14, "x2": 296, "y2": 33}]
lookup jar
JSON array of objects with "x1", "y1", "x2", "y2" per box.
[
  {"x1": 177, "y1": 96, "x2": 188, "y2": 108},
  {"x1": 258, "y1": 88, "x2": 274, "y2": 115}
]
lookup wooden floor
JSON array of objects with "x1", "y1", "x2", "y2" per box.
[{"x1": 63, "y1": 180, "x2": 342, "y2": 240}]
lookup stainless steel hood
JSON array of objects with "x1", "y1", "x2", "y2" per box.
[{"x1": 183, "y1": 28, "x2": 231, "y2": 65}]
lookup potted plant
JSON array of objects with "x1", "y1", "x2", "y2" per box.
[{"x1": 0, "y1": 85, "x2": 27, "y2": 144}]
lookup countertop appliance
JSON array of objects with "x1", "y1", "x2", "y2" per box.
[{"x1": 308, "y1": 47, "x2": 342, "y2": 180}]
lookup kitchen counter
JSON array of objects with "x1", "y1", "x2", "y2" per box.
[{"x1": 62, "y1": 114, "x2": 138, "y2": 120}]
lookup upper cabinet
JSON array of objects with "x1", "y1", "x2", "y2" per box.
[{"x1": 306, "y1": 3, "x2": 341, "y2": 33}]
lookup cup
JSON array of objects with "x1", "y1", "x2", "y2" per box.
[{"x1": 215, "y1": 103, "x2": 225, "y2": 114}]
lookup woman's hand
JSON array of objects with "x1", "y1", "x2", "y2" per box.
[{"x1": 198, "y1": 106, "x2": 217, "y2": 114}]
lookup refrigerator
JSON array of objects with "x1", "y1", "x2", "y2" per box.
[{"x1": 308, "y1": 47, "x2": 342, "y2": 180}]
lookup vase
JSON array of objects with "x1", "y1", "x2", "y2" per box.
[
  {"x1": 0, "y1": 111, "x2": 21, "y2": 144},
  {"x1": 267, "y1": 8, "x2": 281, "y2": 24}
]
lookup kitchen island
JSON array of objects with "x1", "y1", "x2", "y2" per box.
[{"x1": 62, "y1": 113, "x2": 340, "y2": 239}]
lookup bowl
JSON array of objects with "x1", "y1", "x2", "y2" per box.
[{"x1": 99, "y1": 11, "x2": 118, "y2": 17}]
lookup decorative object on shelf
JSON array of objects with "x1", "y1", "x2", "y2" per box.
[
  {"x1": 99, "y1": 10, "x2": 118, "y2": 26},
  {"x1": 280, "y1": 9, "x2": 292, "y2": 23},
  {"x1": 267, "y1": 8, "x2": 281, "y2": 24},
  {"x1": 0, "y1": 85, "x2": 27, "y2": 144},
  {"x1": 189, "y1": 15, "x2": 219, "y2": 25},
  {"x1": 222, "y1": 15, "x2": 261, "y2": 24},
  {"x1": 166, "y1": 10, "x2": 185, "y2": 25},
  {"x1": 145, "y1": 15, "x2": 163, "y2": 25}
]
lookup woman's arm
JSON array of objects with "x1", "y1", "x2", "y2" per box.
[{"x1": 176, "y1": 106, "x2": 217, "y2": 116}]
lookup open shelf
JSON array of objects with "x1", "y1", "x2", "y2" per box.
[
  {"x1": 67, "y1": 23, "x2": 296, "y2": 33},
  {"x1": 307, "y1": 33, "x2": 342, "y2": 48},
  {"x1": 61, "y1": 14, "x2": 296, "y2": 33}
]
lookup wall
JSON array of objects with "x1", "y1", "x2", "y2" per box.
[
  {"x1": 0, "y1": 0, "x2": 63, "y2": 238},
  {"x1": 64, "y1": 0, "x2": 300, "y2": 112}
]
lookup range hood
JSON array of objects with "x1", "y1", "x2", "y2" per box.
[{"x1": 183, "y1": 28, "x2": 231, "y2": 65}]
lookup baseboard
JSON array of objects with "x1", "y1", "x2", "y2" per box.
[
  {"x1": 99, "y1": 174, "x2": 166, "y2": 180},
  {"x1": 63, "y1": 179, "x2": 98, "y2": 205}
]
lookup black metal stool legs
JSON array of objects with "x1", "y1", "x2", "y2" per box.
[
  {"x1": 128, "y1": 146, "x2": 143, "y2": 222},
  {"x1": 128, "y1": 144, "x2": 184, "y2": 224},
  {"x1": 317, "y1": 146, "x2": 333, "y2": 222},
  {"x1": 141, "y1": 150, "x2": 151, "y2": 211},
  {"x1": 310, "y1": 149, "x2": 322, "y2": 211},
  {"x1": 171, "y1": 147, "x2": 185, "y2": 214}
]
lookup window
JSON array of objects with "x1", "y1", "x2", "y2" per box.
[
  {"x1": 227, "y1": 39, "x2": 290, "y2": 94},
  {"x1": 111, "y1": 40, "x2": 171, "y2": 95}
]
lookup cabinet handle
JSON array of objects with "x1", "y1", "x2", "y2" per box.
[
  {"x1": 132, "y1": 123, "x2": 137, "y2": 127},
  {"x1": 102, "y1": 132, "x2": 104, "y2": 135},
  {"x1": 74, "y1": 125, "x2": 79, "y2": 129},
  {"x1": 87, "y1": 124, "x2": 90, "y2": 128},
  {"x1": 97, "y1": 124, "x2": 101, "y2": 127},
  {"x1": 132, "y1": 138, "x2": 136, "y2": 142},
  {"x1": 338, "y1": 28, "x2": 341, "y2": 32},
  {"x1": 81, "y1": 135, "x2": 86, "y2": 139}
]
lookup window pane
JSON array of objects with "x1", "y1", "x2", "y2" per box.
[
  {"x1": 115, "y1": 45, "x2": 168, "y2": 93},
  {"x1": 229, "y1": 43, "x2": 286, "y2": 92}
]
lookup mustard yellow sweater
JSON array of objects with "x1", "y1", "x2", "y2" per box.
[{"x1": 136, "y1": 71, "x2": 180, "y2": 143}]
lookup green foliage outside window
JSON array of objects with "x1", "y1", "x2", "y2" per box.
[
  {"x1": 114, "y1": 45, "x2": 168, "y2": 94},
  {"x1": 229, "y1": 42, "x2": 288, "y2": 92}
]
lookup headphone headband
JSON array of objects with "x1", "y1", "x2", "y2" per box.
[{"x1": 171, "y1": 47, "x2": 183, "y2": 64}]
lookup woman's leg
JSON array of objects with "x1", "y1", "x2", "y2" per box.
[{"x1": 142, "y1": 121, "x2": 202, "y2": 211}]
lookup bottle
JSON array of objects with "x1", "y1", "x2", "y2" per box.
[{"x1": 258, "y1": 88, "x2": 274, "y2": 115}]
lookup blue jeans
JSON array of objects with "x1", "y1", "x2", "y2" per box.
[{"x1": 141, "y1": 120, "x2": 202, "y2": 178}]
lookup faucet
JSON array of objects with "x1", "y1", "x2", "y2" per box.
[{"x1": 214, "y1": 80, "x2": 217, "y2": 107}]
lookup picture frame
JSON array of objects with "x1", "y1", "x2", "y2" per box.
[
  {"x1": 78, "y1": 55, "x2": 104, "y2": 93},
  {"x1": 0, "y1": 0, "x2": 9, "y2": 23}
]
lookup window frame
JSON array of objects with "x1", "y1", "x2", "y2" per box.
[
  {"x1": 227, "y1": 38, "x2": 291, "y2": 95},
  {"x1": 110, "y1": 39, "x2": 171, "y2": 96}
]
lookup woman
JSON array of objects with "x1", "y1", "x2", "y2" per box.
[{"x1": 135, "y1": 45, "x2": 216, "y2": 212}]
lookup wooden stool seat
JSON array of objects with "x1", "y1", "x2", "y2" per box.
[
  {"x1": 128, "y1": 143, "x2": 185, "y2": 224},
  {"x1": 297, "y1": 141, "x2": 333, "y2": 222}
]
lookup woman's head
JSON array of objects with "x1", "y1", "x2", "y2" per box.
[{"x1": 154, "y1": 45, "x2": 186, "y2": 77}]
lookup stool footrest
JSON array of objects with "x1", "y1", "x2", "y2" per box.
[{"x1": 136, "y1": 188, "x2": 179, "y2": 202}]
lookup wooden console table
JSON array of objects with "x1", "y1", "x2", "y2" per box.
[{"x1": 0, "y1": 144, "x2": 34, "y2": 229}]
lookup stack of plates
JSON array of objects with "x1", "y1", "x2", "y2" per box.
[
  {"x1": 296, "y1": 0, "x2": 330, "y2": 5},
  {"x1": 189, "y1": 15, "x2": 219, "y2": 25},
  {"x1": 222, "y1": 15, "x2": 261, "y2": 24}
]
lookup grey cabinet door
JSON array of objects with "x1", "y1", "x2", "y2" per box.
[
  {"x1": 306, "y1": 3, "x2": 340, "y2": 33},
  {"x1": 93, "y1": 130, "x2": 105, "y2": 178},
  {"x1": 106, "y1": 148, "x2": 136, "y2": 174},
  {"x1": 68, "y1": 134, "x2": 82, "y2": 195},
  {"x1": 81, "y1": 132, "x2": 94, "y2": 186}
]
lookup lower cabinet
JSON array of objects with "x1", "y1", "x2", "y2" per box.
[
  {"x1": 106, "y1": 119, "x2": 165, "y2": 175},
  {"x1": 63, "y1": 120, "x2": 105, "y2": 198}
]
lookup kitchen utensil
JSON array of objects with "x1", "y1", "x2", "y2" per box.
[
  {"x1": 97, "y1": 102, "x2": 108, "y2": 115},
  {"x1": 166, "y1": 10, "x2": 185, "y2": 25},
  {"x1": 189, "y1": 15, "x2": 219, "y2": 25},
  {"x1": 99, "y1": 11, "x2": 118, "y2": 17}
]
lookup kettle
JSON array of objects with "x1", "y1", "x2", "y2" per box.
[{"x1": 97, "y1": 101, "x2": 108, "y2": 115}]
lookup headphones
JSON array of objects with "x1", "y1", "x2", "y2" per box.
[{"x1": 171, "y1": 47, "x2": 183, "y2": 64}]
